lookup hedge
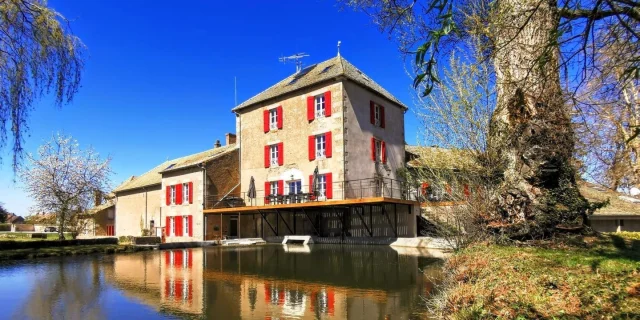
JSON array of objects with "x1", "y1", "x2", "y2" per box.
[
  {"x1": 133, "y1": 236, "x2": 161, "y2": 245},
  {"x1": 0, "y1": 237, "x2": 118, "y2": 251},
  {"x1": 0, "y1": 224, "x2": 10, "y2": 232}
]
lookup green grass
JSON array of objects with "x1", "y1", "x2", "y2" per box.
[
  {"x1": 0, "y1": 232, "x2": 73, "y2": 241},
  {"x1": 441, "y1": 233, "x2": 640, "y2": 319},
  {"x1": 0, "y1": 244, "x2": 153, "y2": 261}
]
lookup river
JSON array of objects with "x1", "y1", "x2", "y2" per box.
[{"x1": 0, "y1": 244, "x2": 444, "y2": 319}]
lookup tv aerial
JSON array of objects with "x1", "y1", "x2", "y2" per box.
[{"x1": 279, "y1": 53, "x2": 309, "y2": 73}]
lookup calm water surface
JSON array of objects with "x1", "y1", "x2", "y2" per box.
[{"x1": 0, "y1": 244, "x2": 444, "y2": 319}]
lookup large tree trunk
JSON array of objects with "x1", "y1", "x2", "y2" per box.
[{"x1": 488, "y1": 0, "x2": 589, "y2": 238}]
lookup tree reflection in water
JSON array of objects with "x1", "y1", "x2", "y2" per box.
[{"x1": 13, "y1": 258, "x2": 105, "y2": 320}]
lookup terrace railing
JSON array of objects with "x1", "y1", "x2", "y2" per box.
[{"x1": 205, "y1": 177, "x2": 422, "y2": 210}]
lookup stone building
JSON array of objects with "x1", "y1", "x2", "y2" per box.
[
  {"x1": 112, "y1": 136, "x2": 238, "y2": 240},
  {"x1": 205, "y1": 54, "x2": 420, "y2": 241}
]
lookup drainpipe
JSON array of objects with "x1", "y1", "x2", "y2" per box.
[{"x1": 200, "y1": 162, "x2": 207, "y2": 240}]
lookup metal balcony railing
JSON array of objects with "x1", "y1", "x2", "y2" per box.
[{"x1": 204, "y1": 177, "x2": 422, "y2": 210}]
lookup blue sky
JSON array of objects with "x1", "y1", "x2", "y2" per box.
[{"x1": 0, "y1": 0, "x2": 421, "y2": 216}]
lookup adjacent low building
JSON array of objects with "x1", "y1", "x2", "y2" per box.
[{"x1": 111, "y1": 135, "x2": 239, "y2": 241}]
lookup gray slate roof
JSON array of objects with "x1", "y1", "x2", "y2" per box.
[
  {"x1": 233, "y1": 55, "x2": 408, "y2": 111},
  {"x1": 113, "y1": 144, "x2": 237, "y2": 193}
]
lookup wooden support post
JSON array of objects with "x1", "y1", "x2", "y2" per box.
[
  {"x1": 301, "y1": 208, "x2": 320, "y2": 236},
  {"x1": 276, "y1": 209, "x2": 293, "y2": 235},
  {"x1": 394, "y1": 203, "x2": 398, "y2": 237},
  {"x1": 293, "y1": 210, "x2": 297, "y2": 235},
  {"x1": 354, "y1": 206, "x2": 373, "y2": 237},
  {"x1": 258, "y1": 210, "x2": 277, "y2": 236},
  {"x1": 381, "y1": 205, "x2": 398, "y2": 237}
]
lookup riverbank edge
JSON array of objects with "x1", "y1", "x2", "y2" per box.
[
  {"x1": 0, "y1": 244, "x2": 155, "y2": 261},
  {"x1": 433, "y1": 232, "x2": 640, "y2": 319}
]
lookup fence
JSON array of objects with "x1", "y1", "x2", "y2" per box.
[{"x1": 205, "y1": 177, "x2": 422, "y2": 209}]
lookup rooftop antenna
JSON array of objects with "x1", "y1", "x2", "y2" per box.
[
  {"x1": 279, "y1": 53, "x2": 309, "y2": 73},
  {"x1": 337, "y1": 41, "x2": 341, "y2": 57}
]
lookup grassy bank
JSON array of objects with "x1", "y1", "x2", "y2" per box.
[
  {"x1": 0, "y1": 232, "x2": 73, "y2": 241},
  {"x1": 439, "y1": 232, "x2": 640, "y2": 319},
  {"x1": 0, "y1": 244, "x2": 153, "y2": 261}
]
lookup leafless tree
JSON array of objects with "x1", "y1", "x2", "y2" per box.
[{"x1": 344, "y1": 0, "x2": 636, "y2": 238}]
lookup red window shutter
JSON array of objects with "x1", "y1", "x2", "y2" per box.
[
  {"x1": 464, "y1": 184, "x2": 470, "y2": 198},
  {"x1": 278, "y1": 142, "x2": 284, "y2": 166},
  {"x1": 307, "y1": 96, "x2": 315, "y2": 121},
  {"x1": 381, "y1": 141, "x2": 387, "y2": 164},
  {"x1": 165, "y1": 216, "x2": 170, "y2": 236},
  {"x1": 324, "y1": 91, "x2": 332, "y2": 116},
  {"x1": 263, "y1": 110, "x2": 270, "y2": 133},
  {"x1": 175, "y1": 250, "x2": 183, "y2": 268},
  {"x1": 370, "y1": 101, "x2": 375, "y2": 124},
  {"x1": 176, "y1": 183, "x2": 183, "y2": 205},
  {"x1": 264, "y1": 181, "x2": 271, "y2": 204},
  {"x1": 188, "y1": 182, "x2": 194, "y2": 204},
  {"x1": 326, "y1": 173, "x2": 333, "y2": 199},
  {"x1": 371, "y1": 137, "x2": 376, "y2": 161},
  {"x1": 309, "y1": 175, "x2": 314, "y2": 194},
  {"x1": 264, "y1": 145, "x2": 270, "y2": 168},
  {"x1": 380, "y1": 105, "x2": 385, "y2": 128},
  {"x1": 308, "y1": 136, "x2": 315, "y2": 161},
  {"x1": 165, "y1": 186, "x2": 171, "y2": 205},
  {"x1": 188, "y1": 215, "x2": 193, "y2": 237},
  {"x1": 278, "y1": 180, "x2": 284, "y2": 195},
  {"x1": 277, "y1": 106, "x2": 283, "y2": 129},
  {"x1": 325, "y1": 132, "x2": 332, "y2": 158}
]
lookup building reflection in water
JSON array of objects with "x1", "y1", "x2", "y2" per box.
[{"x1": 102, "y1": 244, "x2": 443, "y2": 319}]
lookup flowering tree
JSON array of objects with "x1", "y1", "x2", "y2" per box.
[{"x1": 19, "y1": 134, "x2": 111, "y2": 239}]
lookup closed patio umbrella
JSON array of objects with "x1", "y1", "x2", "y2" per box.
[
  {"x1": 311, "y1": 166, "x2": 319, "y2": 199},
  {"x1": 247, "y1": 176, "x2": 257, "y2": 205}
]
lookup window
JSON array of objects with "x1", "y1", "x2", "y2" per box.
[
  {"x1": 374, "y1": 104, "x2": 381, "y2": 126},
  {"x1": 270, "y1": 144, "x2": 279, "y2": 166},
  {"x1": 288, "y1": 180, "x2": 302, "y2": 194},
  {"x1": 375, "y1": 140, "x2": 382, "y2": 162},
  {"x1": 317, "y1": 175, "x2": 327, "y2": 197},
  {"x1": 269, "y1": 108, "x2": 278, "y2": 130},
  {"x1": 170, "y1": 217, "x2": 175, "y2": 236},
  {"x1": 182, "y1": 183, "x2": 189, "y2": 204},
  {"x1": 170, "y1": 185, "x2": 176, "y2": 204},
  {"x1": 270, "y1": 181, "x2": 279, "y2": 196},
  {"x1": 315, "y1": 95, "x2": 325, "y2": 117},
  {"x1": 183, "y1": 216, "x2": 189, "y2": 236},
  {"x1": 316, "y1": 134, "x2": 326, "y2": 158}
]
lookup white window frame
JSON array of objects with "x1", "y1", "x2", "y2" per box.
[
  {"x1": 288, "y1": 180, "x2": 302, "y2": 194},
  {"x1": 374, "y1": 139, "x2": 382, "y2": 162},
  {"x1": 317, "y1": 175, "x2": 327, "y2": 197},
  {"x1": 270, "y1": 144, "x2": 279, "y2": 166},
  {"x1": 183, "y1": 216, "x2": 189, "y2": 236},
  {"x1": 315, "y1": 134, "x2": 326, "y2": 158},
  {"x1": 269, "y1": 108, "x2": 278, "y2": 130},
  {"x1": 170, "y1": 217, "x2": 175, "y2": 236},
  {"x1": 270, "y1": 181, "x2": 279, "y2": 196},
  {"x1": 374, "y1": 104, "x2": 381, "y2": 126},
  {"x1": 170, "y1": 185, "x2": 176, "y2": 204},
  {"x1": 315, "y1": 95, "x2": 325, "y2": 118},
  {"x1": 182, "y1": 183, "x2": 189, "y2": 204}
]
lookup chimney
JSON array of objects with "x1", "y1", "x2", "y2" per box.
[
  {"x1": 93, "y1": 189, "x2": 103, "y2": 207},
  {"x1": 214, "y1": 140, "x2": 222, "y2": 148},
  {"x1": 225, "y1": 133, "x2": 237, "y2": 145}
]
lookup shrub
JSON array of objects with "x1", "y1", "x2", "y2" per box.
[{"x1": 0, "y1": 237, "x2": 118, "y2": 250}]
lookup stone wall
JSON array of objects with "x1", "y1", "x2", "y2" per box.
[
  {"x1": 114, "y1": 186, "x2": 162, "y2": 237},
  {"x1": 237, "y1": 82, "x2": 345, "y2": 201}
]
